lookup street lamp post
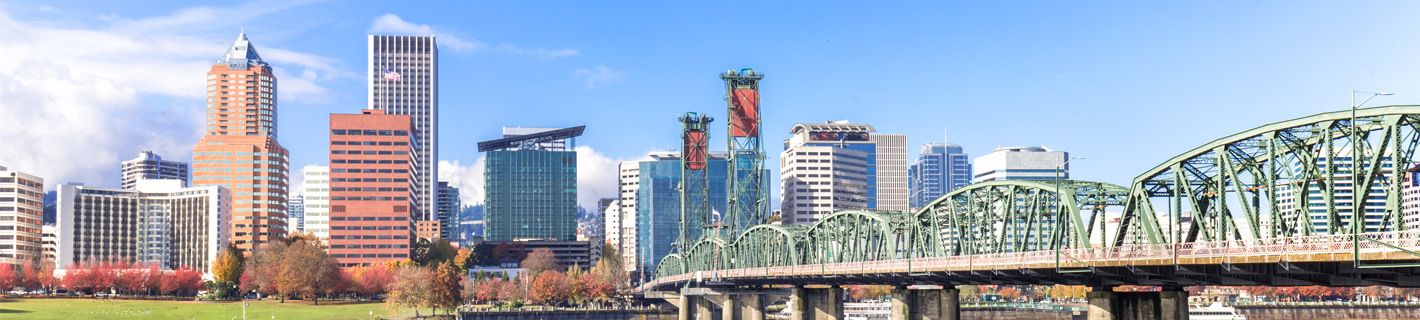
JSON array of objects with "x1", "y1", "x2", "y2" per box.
[{"x1": 1351, "y1": 90, "x2": 1393, "y2": 265}]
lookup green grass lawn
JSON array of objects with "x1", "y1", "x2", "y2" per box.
[{"x1": 0, "y1": 297, "x2": 433, "y2": 320}]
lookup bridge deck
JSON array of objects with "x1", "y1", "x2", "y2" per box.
[{"x1": 644, "y1": 231, "x2": 1420, "y2": 290}]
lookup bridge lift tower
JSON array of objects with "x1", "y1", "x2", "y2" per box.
[
  {"x1": 721, "y1": 69, "x2": 769, "y2": 234},
  {"x1": 676, "y1": 112, "x2": 714, "y2": 253}
]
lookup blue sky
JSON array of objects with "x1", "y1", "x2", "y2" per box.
[{"x1": 3, "y1": 1, "x2": 1420, "y2": 209}]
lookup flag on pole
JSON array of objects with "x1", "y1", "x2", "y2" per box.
[{"x1": 384, "y1": 69, "x2": 401, "y2": 81}]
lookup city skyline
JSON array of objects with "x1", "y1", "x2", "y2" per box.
[{"x1": 3, "y1": 1, "x2": 1420, "y2": 213}]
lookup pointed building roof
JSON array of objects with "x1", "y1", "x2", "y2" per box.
[{"x1": 215, "y1": 32, "x2": 269, "y2": 69}]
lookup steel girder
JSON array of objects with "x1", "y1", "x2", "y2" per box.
[
  {"x1": 730, "y1": 224, "x2": 806, "y2": 268},
  {"x1": 916, "y1": 180, "x2": 1130, "y2": 256},
  {"x1": 1119, "y1": 105, "x2": 1420, "y2": 246},
  {"x1": 803, "y1": 210, "x2": 940, "y2": 264},
  {"x1": 655, "y1": 254, "x2": 685, "y2": 279}
]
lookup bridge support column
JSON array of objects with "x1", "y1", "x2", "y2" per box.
[
  {"x1": 697, "y1": 295, "x2": 716, "y2": 320},
  {"x1": 733, "y1": 294, "x2": 766, "y2": 320},
  {"x1": 892, "y1": 287, "x2": 959, "y2": 320},
  {"x1": 1087, "y1": 290, "x2": 1115, "y2": 320},
  {"x1": 1088, "y1": 288, "x2": 1190, "y2": 320},
  {"x1": 791, "y1": 287, "x2": 808, "y2": 320},
  {"x1": 791, "y1": 286, "x2": 843, "y2": 320},
  {"x1": 677, "y1": 294, "x2": 692, "y2": 320},
  {"x1": 1159, "y1": 289, "x2": 1189, "y2": 320},
  {"x1": 890, "y1": 287, "x2": 911, "y2": 320}
]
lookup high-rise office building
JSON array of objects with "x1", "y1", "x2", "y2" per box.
[
  {"x1": 368, "y1": 35, "x2": 438, "y2": 224},
  {"x1": 909, "y1": 143, "x2": 971, "y2": 208},
  {"x1": 328, "y1": 109, "x2": 417, "y2": 267},
  {"x1": 192, "y1": 32, "x2": 290, "y2": 253},
  {"x1": 121, "y1": 150, "x2": 190, "y2": 189},
  {"x1": 437, "y1": 181, "x2": 461, "y2": 241},
  {"x1": 288, "y1": 193, "x2": 305, "y2": 233},
  {"x1": 780, "y1": 121, "x2": 908, "y2": 225},
  {"x1": 479, "y1": 126, "x2": 584, "y2": 242},
  {"x1": 301, "y1": 166, "x2": 331, "y2": 242},
  {"x1": 634, "y1": 151, "x2": 731, "y2": 281},
  {"x1": 608, "y1": 161, "x2": 640, "y2": 274},
  {"x1": 56, "y1": 180, "x2": 229, "y2": 274},
  {"x1": 0, "y1": 166, "x2": 43, "y2": 264},
  {"x1": 972, "y1": 146, "x2": 1069, "y2": 182},
  {"x1": 1275, "y1": 150, "x2": 1396, "y2": 235}
]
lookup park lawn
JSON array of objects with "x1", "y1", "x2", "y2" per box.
[{"x1": 0, "y1": 297, "x2": 433, "y2": 320}]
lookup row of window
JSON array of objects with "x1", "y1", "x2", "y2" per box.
[
  {"x1": 332, "y1": 159, "x2": 409, "y2": 164},
  {"x1": 329, "y1": 235, "x2": 409, "y2": 240},
  {"x1": 331, "y1": 129, "x2": 410, "y2": 136},
  {"x1": 331, "y1": 178, "x2": 409, "y2": 183},
  {"x1": 332, "y1": 216, "x2": 408, "y2": 221},
  {"x1": 330, "y1": 196, "x2": 409, "y2": 201},
  {"x1": 332, "y1": 253, "x2": 408, "y2": 258},
  {"x1": 331, "y1": 150, "x2": 410, "y2": 155},
  {"x1": 331, "y1": 187, "x2": 408, "y2": 192},
  {"x1": 331, "y1": 244, "x2": 408, "y2": 249},
  {"x1": 331, "y1": 169, "x2": 409, "y2": 174},
  {"x1": 331, "y1": 226, "x2": 409, "y2": 230},
  {"x1": 332, "y1": 141, "x2": 409, "y2": 146}
]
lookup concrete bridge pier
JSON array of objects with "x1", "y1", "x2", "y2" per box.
[
  {"x1": 890, "y1": 286, "x2": 960, "y2": 320},
  {"x1": 1087, "y1": 288, "x2": 1189, "y2": 320},
  {"x1": 790, "y1": 286, "x2": 844, "y2": 320}
]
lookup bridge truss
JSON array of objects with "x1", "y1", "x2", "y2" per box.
[{"x1": 650, "y1": 106, "x2": 1420, "y2": 289}]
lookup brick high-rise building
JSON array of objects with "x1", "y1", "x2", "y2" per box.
[
  {"x1": 328, "y1": 109, "x2": 416, "y2": 267},
  {"x1": 192, "y1": 32, "x2": 291, "y2": 253}
]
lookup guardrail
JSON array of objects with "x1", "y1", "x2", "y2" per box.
[{"x1": 639, "y1": 230, "x2": 1420, "y2": 291}]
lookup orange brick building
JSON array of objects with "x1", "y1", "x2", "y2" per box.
[
  {"x1": 192, "y1": 32, "x2": 290, "y2": 253},
  {"x1": 417, "y1": 220, "x2": 441, "y2": 239},
  {"x1": 328, "y1": 109, "x2": 417, "y2": 267}
]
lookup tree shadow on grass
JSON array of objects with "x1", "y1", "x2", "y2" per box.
[{"x1": 0, "y1": 309, "x2": 34, "y2": 314}]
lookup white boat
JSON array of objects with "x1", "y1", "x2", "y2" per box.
[{"x1": 1189, "y1": 302, "x2": 1246, "y2": 320}]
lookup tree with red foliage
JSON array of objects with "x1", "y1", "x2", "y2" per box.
[
  {"x1": 160, "y1": 267, "x2": 204, "y2": 296},
  {"x1": 355, "y1": 263, "x2": 394, "y2": 299},
  {"x1": 1328, "y1": 287, "x2": 1356, "y2": 301},
  {"x1": 18, "y1": 263, "x2": 40, "y2": 291},
  {"x1": 36, "y1": 260, "x2": 57, "y2": 293},
  {"x1": 847, "y1": 285, "x2": 869, "y2": 301},
  {"x1": 0, "y1": 264, "x2": 18, "y2": 291},
  {"x1": 521, "y1": 248, "x2": 561, "y2": 276},
  {"x1": 528, "y1": 271, "x2": 569, "y2": 305},
  {"x1": 998, "y1": 287, "x2": 1021, "y2": 301},
  {"x1": 325, "y1": 263, "x2": 353, "y2": 299},
  {"x1": 474, "y1": 278, "x2": 502, "y2": 302}
]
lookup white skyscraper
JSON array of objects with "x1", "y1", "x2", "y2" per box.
[
  {"x1": 121, "y1": 150, "x2": 190, "y2": 189},
  {"x1": 972, "y1": 146, "x2": 1070, "y2": 182},
  {"x1": 369, "y1": 35, "x2": 438, "y2": 223},
  {"x1": 301, "y1": 166, "x2": 331, "y2": 242},
  {"x1": 57, "y1": 180, "x2": 229, "y2": 274},
  {"x1": 779, "y1": 121, "x2": 909, "y2": 225}
]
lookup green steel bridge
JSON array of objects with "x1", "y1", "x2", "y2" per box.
[{"x1": 646, "y1": 106, "x2": 1420, "y2": 293}]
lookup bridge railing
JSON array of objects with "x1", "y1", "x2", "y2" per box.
[{"x1": 639, "y1": 230, "x2": 1420, "y2": 291}]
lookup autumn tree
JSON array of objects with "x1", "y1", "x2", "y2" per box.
[
  {"x1": 0, "y1": 263, "x2": 18, "y2": 291},
  {"x1": 521, "y1": 248, "x2": 561, "y2": 276},
  {"x1": 460, "y1": 275, "x2": 477, "y2": 304},
  {"x1": 276, "y1": 238, "x2": 339, "y2": 304},
  {"x1": 475, "y1": 278, "x2": 503, "y2": 302},
  {"x1": 958, "y1": 285, "x2": 980, "y2": 301},
  {"x1": 387, "y1": 266, "x2": 433, "y2": 318},
  {"x1": 160, "y1": 267, "x2": 205, "y2": 296},
  {"x1": 453, "y1": 248, "x2": 473, "y2": 274},
  {"x1": 209, "y1": 244, "x2": 245, "y2": 299},
  {"x1": 1049, "y1": 285, "x2": 1087, "y2": 300},
  {"x1": 528, "y1": 271, "x2": 569, "y2": 305},
  {"x1": 428, "y1": 261, "x2": 464, "y2": 314},
  {"x1": 999, "y1": 287, "x2": 1022, "y2": 301},
  {"x1": 244, "y1": 241, "x2": 287, "y2": 298},
  {"x1": 354, "y1": 263, "x2": 394, "y2": 299}
]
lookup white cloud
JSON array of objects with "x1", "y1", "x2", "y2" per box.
[
  {"x1": 368, "y1": 14, "x2": 578, "y2": 59},
  {"x1": 574, "y1": 66, "x2": 627, "y2": 89},
  {"x1": 438, "y1": 158, "x2": 487, "y2": 206},
  {"x1": 438, "y1": 146, "x2": 646, "y2": 211},
  {"x1": 0, "y1": 3, "x2": 344, "y2": 188}
]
